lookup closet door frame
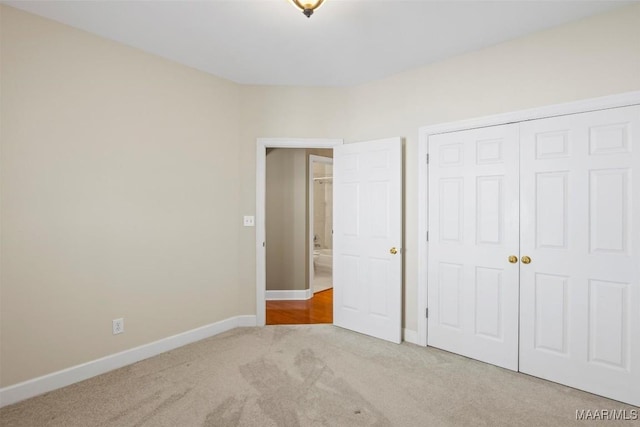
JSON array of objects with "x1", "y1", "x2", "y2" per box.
[{"x1": 417, "y1": 90, "x2": 640, "y2": 347}]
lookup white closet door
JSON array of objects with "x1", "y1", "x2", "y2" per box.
[
  {"x1": 428, "y1": 124, "x2": 520, "y2": 370},
  {"x1": 519, "y1": 105, "x2": 640, "y2": 406},
  {"x1": 333, "y1": 137, "x2": 402, "y2": 344}
]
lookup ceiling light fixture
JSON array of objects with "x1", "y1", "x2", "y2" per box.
[{"x1": 290, "y1": 0, "x2": 325, "y2": 18}]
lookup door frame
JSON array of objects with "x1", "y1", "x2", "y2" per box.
[
  {"x1": 256, "y1": 138, "x2": 343, "y2": 326},
  {"x1": 417, "y1": 90, "x2": 640, "y2": 347},
  {"x1": 308, "y1": 155, "x2": 334, "y2": 293}
]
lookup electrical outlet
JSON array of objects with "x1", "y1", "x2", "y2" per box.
[
  {"x1": 112, "y1": 318, "x2": 124, "y2": 335},
  {"x1": 243, "y1": 215, "x2": 255, "y2": 227}
]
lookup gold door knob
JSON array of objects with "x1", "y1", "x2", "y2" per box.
[
  {"x1": 521, "y1": 256, "x2": 532, "y2": 264},
  {"x1": 390, "y1": 247, "x2": 398, "y2": 255},
  {"x1": 508, "y1": 255, "x2": 518, "y2": 264}
]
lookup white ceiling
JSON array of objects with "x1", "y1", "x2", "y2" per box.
[{"x1": 5, "y1": 0, "x2": 634, "y2": 87}]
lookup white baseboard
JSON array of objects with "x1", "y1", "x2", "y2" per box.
[
  {"x1": 265, "y1": 289, "x2": 312, "y2": 300},
  {"x1": 403, "y1": 328, "x2": 418, "y2": 345},
  {"x1": 236, "y1": 315, "x2": 258, "y2": 327},
  {"x1": 0, "y1": 315, "x2": 257, "y2": 408}
]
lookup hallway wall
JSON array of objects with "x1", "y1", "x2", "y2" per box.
[{"x1": 265, "y1": 149, "x2": 307, "y2": 292}]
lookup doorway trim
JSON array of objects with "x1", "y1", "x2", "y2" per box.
[
  {"x1": 417, "y1": 90, "x2": 640, "y2": 347},
  {"x1": 256, "y1": 138, "x2": 343, "y2": 326},
  {"x1": 308, "y1": 155, "x2": 333, "y2": 295}
]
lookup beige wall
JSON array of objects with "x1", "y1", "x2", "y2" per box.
[
  {"x1": 0, "y1": 7, "x2": 242, "y2": 386},
  {"x1": 265, "y1": 149, "x2": 307, "y2": 291},
  {"x1": 235, "y1": 87, "x2": 347, "y2": 313},
  {"x1": 342, "y1": 4, "x2": 640, "y2": 331},
  {"x1": 2, "y1": 3, "x2": 640, "y2": 389}
]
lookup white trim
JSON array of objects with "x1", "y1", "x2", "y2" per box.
[
  {"x1": 417, "y1": 131, "x2": 429, "y2": 347},
  {"x1": 417, "y1": 90, "x2": 640, "y2": 348},
  {"x1": 265, "y1": 289, "x2": 313, "y2": 301},
  {"x1": 308, "y1": 155, "x2": 333, "y2": 295},
  {"x1": 403, "y1": 329, "x2": 418, "y2": 345},
  {"x1": 236, "y1": 315, "x2": 258, "y2": 327},
  {"x1": 0, "y1": 315, "x2": 257, "y2": 408},
  {"x1": 256, "y1": 138, "x2": 343, "y2": 326},
  {"x1": 419, "y1": 91, "x2": 640, "y2": 137}
]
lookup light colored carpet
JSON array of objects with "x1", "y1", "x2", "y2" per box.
[{"x1": 0, "y1": 325, "x2": 636, "y2": 426}]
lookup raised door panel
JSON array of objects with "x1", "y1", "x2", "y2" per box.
[
  {"x1": 476, "y1": 176, "x2": 504, "y2": 245},
  {"x1": 589, "y1": 169, "x2": 629, "y2": 254},
  {"x1": 439, "y1": 178, "x2": 464, "y2": 243},
  {"x1": 438, "y1": 262, "x2": 463, "y2": 330},
  {"x1": 535, "y1": 172, "x2": 568, "y2": 250},
  {"x1": 474, "y1": 267, "x2": 503, "y2": 340},
  {"x1": 588, "y1": 279, "x2": 629, "y2": 370},
  {"x1": 533, "y1": 273, "x2": 569, "y2": 355}
]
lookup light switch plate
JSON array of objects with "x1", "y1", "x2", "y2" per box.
[{"x1": 243, "y1": 215, "x2": 255, "y2": 227}]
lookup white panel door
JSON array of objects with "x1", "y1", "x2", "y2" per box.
[
  {"x1": 333, "y1": 138, "x2": 402, "y2": 343},
  {"x1": 428, "y1": 124, "x2": 520, "y2": 370},
  {"x1": 520, "y1": 105, "x2": 640, "y2": 406}
]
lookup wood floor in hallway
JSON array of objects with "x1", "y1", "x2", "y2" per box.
[{"x1": 266, "y1": 288, "x2": 333, "y2": 324}]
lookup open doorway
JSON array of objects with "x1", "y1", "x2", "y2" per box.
[
  {"x1": 265, "y1": 148, "x2": 332, "y2": 324},
  {"x1": 256, "y1": 141, "x2": 342, "y2": 325}
]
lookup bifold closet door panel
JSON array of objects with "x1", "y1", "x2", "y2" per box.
[
  {"x1": 519, "y1": 105, "x2": 640, "y2": 406},
  {"x1": 427, "y1": 124, "x2": 520, "y2": 371}
]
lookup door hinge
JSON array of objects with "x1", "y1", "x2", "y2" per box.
[
  {"x1": 425, "y1": 308, "x2": 429, "y2": 318},
  {"x1": 426, "y1": 153, "x2": 430, "y2": 164},
  {"x1": 426, "y1": 231, "x2": 429, "y2": 242}
]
